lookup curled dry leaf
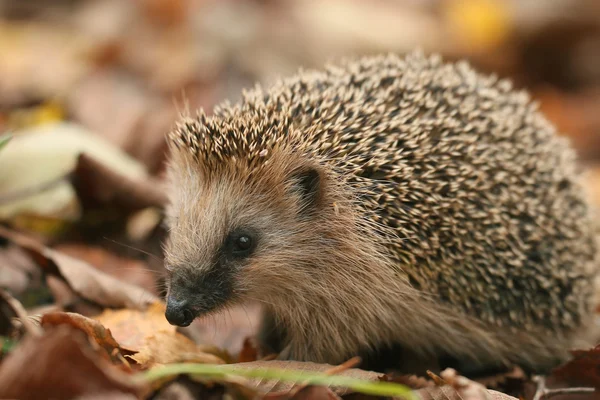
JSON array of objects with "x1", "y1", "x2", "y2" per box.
[
  {"x1": 95, "y1": 301, "x2": 226, "y2": 368},
  {"x1": 0, "y1": 243, "x2": 42, "y2": 298},
  {"x1": 0, "y1": 225, "x2": 158, "y2": 309},
  {"x1": 0, "y1": 122, "x2": 148, "y2": 220},
  {"x1": 0, "y1": 326, "x2": 144, "y2": 400},
  {"x1": 128, "y1": 330, "x2": 225, "y2": 368},
  {"x1": 0, "y1": 288, "x2": 42, "y2": 337},
  {"x1": 238, "y1": 337, "x2": 259, "y2": 363},
  {"x1": 41, "y1": 311, "x2": 130, "y2": 365},
  {"x1": 93, "y1": 301, "x2": 175, "y2": 352},
  {"x1": 71, "y1": 153, "x2": 167, "y2": 213}
]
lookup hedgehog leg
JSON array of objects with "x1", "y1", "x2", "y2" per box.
[{"x1": 437, "y1": 353, "x2": 513, "y2": 378}]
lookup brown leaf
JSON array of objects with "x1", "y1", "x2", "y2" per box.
[
  {"x1": 0, "y1": 225, "x2": 158, "y2": 309},
  {"x1": 153, "y1": 377, "x2": 227, "y2": 400},
  {"x1": 417, "y1": 369, "x2": 521, "y2": 400},
  {"x1": 71, "y1": 153, "x2": 167, "y2": 212},
  {"x1": 95, "y1": 302, "x2": 225, "y2": 367},
  {"x1": 238, "y1": 337, "x2": 259, "y2": 363},
  {"x1": 0, "y1": 288, "x2": 42, "y2": 337},
  {"x1": 416, "y1": 386, "x2": 516, "y2": 400},
  {"x1": 380, "y1": 373, "x2": 434, "y2": 390},
  {"x1": 55, "y1": 244, "x2": 158, "y2": 296},
  {"x1": 266, "y1": 385, "x2": 341, "y2": 400},
  {"x1": 41, "y1": 311, "x2": 130, "y2": 365},
  {"x1": 0, "y1": 326, "x2": 144, "y2": 400},
  {"x1": 551, "y1": 345, "x2": 600, "y2": 388},
  {"x1": 93, "y1": 301, "x2": 175, "y2": 352},
  {"x1": 128, "y1": 330, "x2": 225, "y2": 368},
  {"x1": 231, "y1": 360, "x2": 383, "y2": 395},
  {"x1": 0, "y1": 244, "x2": 41, "y2": 297}
]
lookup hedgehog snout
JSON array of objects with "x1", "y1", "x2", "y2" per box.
[{"x1": 165, "y1": 295, "x2": 195, "y2": 327}]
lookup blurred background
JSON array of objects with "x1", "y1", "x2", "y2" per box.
[
  {"x1": 1, "y1": 0, "x2": 600, "y2": 167},
  {"x1": 1, "y1": 0, "x2": 600, "y2": 356}
]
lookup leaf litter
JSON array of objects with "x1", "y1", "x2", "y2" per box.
[{"x1": 2, "y1": 0, "x2": 600, "y2": 399}]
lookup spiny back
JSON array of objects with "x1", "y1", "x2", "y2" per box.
[{"x1": 168, "y1": 51, "x2": 598, "y2": 335}]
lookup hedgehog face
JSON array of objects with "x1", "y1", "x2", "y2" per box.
[{"x1": 163, "y1": 149, "x2": 327, "y2": 327}]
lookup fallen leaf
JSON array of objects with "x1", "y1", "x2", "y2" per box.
[
  {"x1": 238, "y1": 337, "x2": 259, "y2": 363},
  {"x1": 55, "y1": 243, "x2": 158, "y2": 295},
  {"x1": 74, "y1": 392, "x2": 139, "y2": 400},
  {"x1": 94, "y1": 301, "x2": 225, "y2": 368},
  {"x1": 230, "y1": 360, "x2": 383, "y2": 395},
  {"x1": 0, "y1": 288, "x2": 42, "y2": 337},
  {"x1": 416, "y1": 386, "x2": 516, "y2": 400},
  {"x1": 0, "y1": 326, "x2": 144, "y2": 400},
  {"x1": 0, "y1": 243, "x2": 41, "y2": 298},
  {"x1": 0, "y1": 21, "x2": 92, "y2": 108},
  {"x1": 93, "y1": 301, "x2": 174, "y2": 351},
  {"x1": 152, "y1": 376, "x2": 227, "y2": 400},
  {"x1": 442, "y1": 0, "x2": 512, "y2": 53},
  {"x1": 551, "y1": 345, "x2": 600, "y2": 388},
  {"x1": 71, "y1": 152, "x2": 167, "y2": 213},
  {"x1": 41, "y1": 311, "x2": 130, "y2": 364},
  {"x1": 0, "y1": 122, "x2": 148, "y2": 220},
  {"x1": 129, "y1": 330, "x2": 225, "y2": 368},
  {"x1": 0, "y1": 225, "x2": 158, "y2": 309},
  {"x1": 440, "y1": 368, "x2": 493, "y2": 400},
  {"x1": 265, "y1": 385, "x2": 340, "y2": 400}
]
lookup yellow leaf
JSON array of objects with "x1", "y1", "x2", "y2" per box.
[{"x1": 444, "y1": 0, "x2": 512, "y2": 51}]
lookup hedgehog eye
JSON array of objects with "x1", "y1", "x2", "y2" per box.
[{"x1": 227, "y1": 230, "x2": 256, "y2": 258}]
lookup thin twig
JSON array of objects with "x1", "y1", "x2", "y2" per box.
[{"x1": 532, "y1": 376, "x2": 595, "y2": 400}]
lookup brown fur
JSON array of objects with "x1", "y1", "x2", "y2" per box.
[{"x1": 164, "y1": 51, "x2": 600, "y2": 374}]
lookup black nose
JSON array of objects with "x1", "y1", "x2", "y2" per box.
[{"x1": 165, "y1": 296, "x2": 195, "y2": 327}]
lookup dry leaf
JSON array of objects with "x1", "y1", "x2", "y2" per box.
[
  {"x1": 41, "y1": 311, "x2": 129, "y2": 364},
  {"x1": 94, "y1": 301, "x2": 225, "y2": 368},
  {"x1": 0, "y1": 326, "x2": 143, "y2": 400},
  {"x1": 72, "y1": 153, "x2": 167, "y2": 212},
  {"x1": 416, "y1": 386, "x2": 516, "y2": 400},
  {"x1": 94, "y1": 301, "x2": 175, "y2": 352},
  {"x1": 0, "y1": 122, "x2": 148, "y2": 220},
  {"x1": 266, "y1": 385, "x2": 341, "y2": 400},
  {"x1": 55, "y1": 243, "x2": 158, "y2": 295},
  {"x1": 238, "y1": 337, "x2": 259, "y2": 363},
  {"x1": 0, "y1": 244, "x2": 41, "y2": 297},
  {"x1": 551, "y1": 345, "x2": 600, "y2": 388},
  {"x1": 231, "y1": 360, "x2": 383, "y2": 395},
  {"x1": 128, "y1": 330, "x2": 225, "y2": 367},
  {"x1": 0, "y1": 225, "x2": 158, "y2": 309}
]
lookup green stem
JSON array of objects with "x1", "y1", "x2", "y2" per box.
[{"x1": 140, "y1": 363, "x2": 416, "y2": 398}]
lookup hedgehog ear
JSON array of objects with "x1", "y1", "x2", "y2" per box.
[{"x1": 289, "y1": 167, "x2": 321, "y2": 213}]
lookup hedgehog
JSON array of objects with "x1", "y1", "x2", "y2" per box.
[{"x1": 162, "y1": 51, "x2": 600, "y2": 375}]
